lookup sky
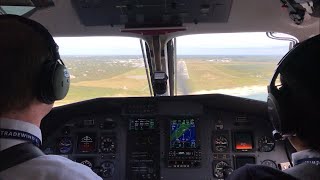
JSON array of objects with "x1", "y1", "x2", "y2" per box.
[{"x1": 54, "y1": 32, "x2": 295, "y2": 56}]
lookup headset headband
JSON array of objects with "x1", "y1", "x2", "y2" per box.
[{"x1": 268, "y1": 41, "x2": 302, "y2": 93}]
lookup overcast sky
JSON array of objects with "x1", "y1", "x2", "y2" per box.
[{"x1": 54, "y1": 32, "x2": 294, "y2": 56}]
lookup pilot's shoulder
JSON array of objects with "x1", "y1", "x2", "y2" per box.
[
  {"x1": 227, "y1": 164, "x2": 298, "y2": 180},
  {"x1": 30, "y1": 155, "x2": 102, "y2": 180}
]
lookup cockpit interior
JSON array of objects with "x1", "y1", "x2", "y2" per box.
[{"x1": 1, "y1": 0, "x2": 319, "y2": 179}]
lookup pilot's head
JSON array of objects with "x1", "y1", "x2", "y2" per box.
[
  {"x1": 0, "y1": 15, "x2": 69, "y2": 121},
  {"x1": 268, "y1": 34, "x2": 320, "y2": 151}
]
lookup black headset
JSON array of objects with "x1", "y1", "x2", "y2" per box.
[
  {"x1": 0, "y1": 14, "x2": 70, "y2": 104},
  {"x1": 267, "y1": 34, "x2": 320, "y2": 140}
]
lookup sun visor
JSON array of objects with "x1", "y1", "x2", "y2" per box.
[
  {"x1": 0, "y1": 0, "x2": 54, "y2": 7},
  {"x1": 71, "y1": 0, "x2": 233, "y2": 28},
  {"x1": 0, "y1": 0, "x2": 54, "y2": 16}
]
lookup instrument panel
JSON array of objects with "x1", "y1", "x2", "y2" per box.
[
  {"x1": 41, "y1": 95, "x2": 290, "y2": 180},
  {"x1": 43, "y1": 116, "x2": 120, "y2": 179}
]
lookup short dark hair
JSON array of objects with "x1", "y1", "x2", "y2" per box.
[
  {"x1": 279, "y1": 34, "x2": 320, "y2": 150},
  {"x1": 0, "y1": 18, "x2": 50, "y2": 115}
]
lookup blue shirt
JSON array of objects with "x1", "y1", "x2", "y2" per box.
[
  {"x1": 292, "y1": 149, "x2": 320, "y2": 166},
  {"x1": 227, "y1": 149, "x2": 320, "y2": 180},
  {"x1": 226, "y1": 164, "x2": 298, "y2": 180}
]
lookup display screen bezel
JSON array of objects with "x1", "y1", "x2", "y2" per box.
[
  {"x1": 128, "y1": 117, "x2": 157, "y2": 131},
  {"x1": 233, "y1": 131, "x2": 254, "y2": 152},
  {"x1": 77, "y1": 133, "x2": 97, "y2": 153},
  {"x1": 169, "y1": 117, "x2": 199, "y2": 149},
  {"x1": 234, "y1": 156, "x2": 256, "y2": 168}
]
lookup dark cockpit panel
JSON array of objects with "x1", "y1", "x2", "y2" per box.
[
  {"x1": 41, "y1": 95, "x2": 292, "y2": 180},
  {"x1": 70, "y1": 0, "x2": 233, "y2": 27}
]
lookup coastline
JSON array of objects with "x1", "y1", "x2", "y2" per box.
[{"x1": 192, "y1": 85, "x2": 267, "y2": 97}]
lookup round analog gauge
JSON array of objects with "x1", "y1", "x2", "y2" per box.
[
  {"x1": 80, "y1": 160, "x2": 93, "y2": 168},
  {"x1": 214, "y1": 161, "x2": 229, "y2": 179},
  {"x1": 100, "y1": 136, "x2": 116, "y2": 153},
  {"x1": 58, "y1": 137, "x2": 72, "y2": 154},
  {"x1": 213, "y1": 135, "x2": 229, "y2": 152},
  {"x1": 258, "y1": 136, "x2": 275, "y2": 152},
  {"x1": 261, "y1": 159, "x2": 278, "y2": 169},
  {"x1": 100, "y1": 161, "x2": 115, "y2": 178}
]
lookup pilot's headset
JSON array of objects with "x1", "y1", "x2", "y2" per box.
[
  {"x1": 267, "y1": 34, "x2": 320, "y2": 141},
  {"x1": 0, "y1": 14, "x2": 70, "y2": 104}
]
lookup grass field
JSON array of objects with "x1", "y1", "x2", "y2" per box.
[
  {"x1": 183, "y1": 60, "x2": 276, "y2": 92},
  {"x1": 54, "y1": 55, "x2": 280, "y2": 106}
]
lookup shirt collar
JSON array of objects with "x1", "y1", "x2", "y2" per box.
[
  {"x1": 0, "y1": 118, "x2": 42, "y2": 150},
  {"x1": 292, "y1": 149, "x2": 320, "y2": 166}
]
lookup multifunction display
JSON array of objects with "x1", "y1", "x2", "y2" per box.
[
  {"x1": 168, "y1": 118, "x2": 201, "y2": 168},
  {"x1": 170, "y1": 119, "x2": 196, "y2": 148}
]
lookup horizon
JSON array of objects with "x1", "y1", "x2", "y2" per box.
[
  {"x1": 55, "y1": 32, "x2": 294, "y2": 56},
  {"x1": 60, "y1": 54, "x2": 284, "y2": 57}
]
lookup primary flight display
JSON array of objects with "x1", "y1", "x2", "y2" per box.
[{"x1": 170, "y1": 119, "x2": 196, "y2": 149}]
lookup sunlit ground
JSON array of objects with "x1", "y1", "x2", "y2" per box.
[{"x1": 54, "y1": 56, "x2": 278, "y2": 107}]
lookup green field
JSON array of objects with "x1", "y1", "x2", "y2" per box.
[
  {"x1": 54, "y1": 55, "x2": 280, "y2": 106},
  {"x1": 183, "y1": 60, "x2": 276, "y2": 92}
]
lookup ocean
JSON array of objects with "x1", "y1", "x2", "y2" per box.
[{"x1": 244, "y1": 92, "x2": 268, "y2": 101}]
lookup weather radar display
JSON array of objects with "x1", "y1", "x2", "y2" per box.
[{"x1": 170, "y1": 119, "x2": 196, "y2": 149}]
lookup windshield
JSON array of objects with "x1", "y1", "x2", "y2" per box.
[
  {"x1": 54, "y1": 33, "x2": 296, "y2": 106},
  {"x1": 54, "y1": 37, "x2": 150, "y2": 106},
  {"x1": 175, "y1": 32, "x2": 296, "y2": 101}
]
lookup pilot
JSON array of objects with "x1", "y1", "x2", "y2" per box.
[
  {"x1": 0, "y1": 15, "x2": 102, "y2": 179},
  {"x1": 226, "y1": 34, "x2": 320, "y2": 180}
]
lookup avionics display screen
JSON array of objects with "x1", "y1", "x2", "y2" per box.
[
  {"x1": 235, "y1": 156, "x2": 256, "y2": 168},
  {"x1": 234, "y1": 132, "x2": 253, "y2": 151},
  {"x1": 128, "y1": 118, "x2": 156, "y2": 131},
  {"x1": 170, "y1": 119, "x2": 196, "y2": 149},
  {"x1": 77, "y1": 133, "x2": 96, "y2": 153}
]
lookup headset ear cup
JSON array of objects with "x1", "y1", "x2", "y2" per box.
[
  {"x1": 267, "y1": 92, "x2": 282, "y2": 133},
  {"x1": 39, "y1": 61, "x2": 56, "y2": 104},
  {"x1": 52, "y1": 63, "x2": 70, "y2": 100},
  {"x1": 39, "y1": 61, "x2": 70, "y2": 104}
]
